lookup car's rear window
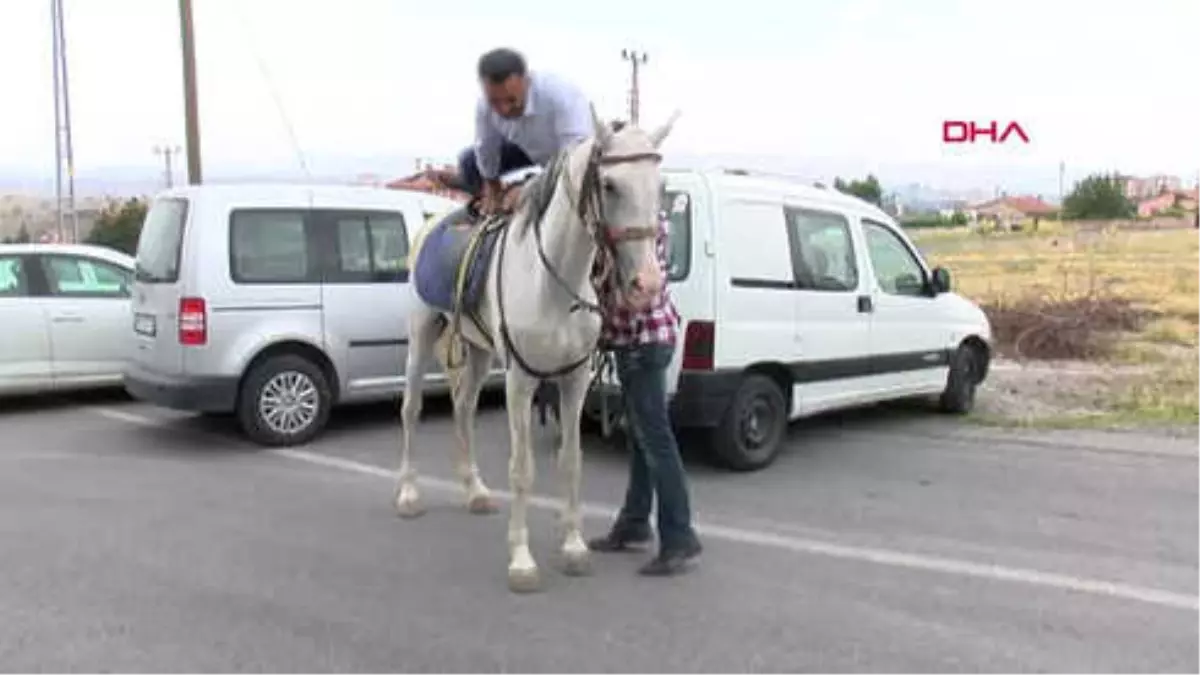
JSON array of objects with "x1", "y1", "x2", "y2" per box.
[{"x1": 135, "y1": 198, "x2": 189, "y2": 283}]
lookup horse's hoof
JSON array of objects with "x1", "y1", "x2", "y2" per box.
[
  {"x1": 395, "y1": 498, "x2": 426, "y2": 519},
  {"x1": 507, "y1": 567, "x2": 541, "y2": 594},
  {"x1": 561, "y1": 552, "x2": 592, "y2": 577},
  {"x1": 468, "y1": 494, "x2": 499, "y2": 515}
]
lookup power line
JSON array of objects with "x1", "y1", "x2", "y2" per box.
[{"x1": 232, "y1": 4, "x2": 312, "y2": 181}]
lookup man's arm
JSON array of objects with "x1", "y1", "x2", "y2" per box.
[{"x1": 473, "y1": 100, "x2": 503, "y2": 181}]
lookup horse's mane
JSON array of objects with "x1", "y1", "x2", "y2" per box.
[{"x1": 512, "y1": 139, "x2": 591, "y2": 236}]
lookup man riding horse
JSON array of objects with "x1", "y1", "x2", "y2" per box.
[{"x1": 426, "y1": 47, "x2": 594, "y2": 224}]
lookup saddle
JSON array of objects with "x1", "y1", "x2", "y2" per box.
[{"x1": 412, "y1": 204, "x2": 506, "y2": 316}]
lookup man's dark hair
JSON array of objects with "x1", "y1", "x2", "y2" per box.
[{"x1": 477, "y1": 48, "x2": 527, "y2": 84}]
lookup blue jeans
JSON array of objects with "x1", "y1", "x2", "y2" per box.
[
  {"x1": 613, "y1": 342, "x2": 699, "y2": 552},
  {"x1": 456, "y1": 142, "x2": 535, "y2": 198}
]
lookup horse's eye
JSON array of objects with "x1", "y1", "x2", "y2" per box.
[{"x1": 603, "y1": 178, "x2": 616, "y2": 193}]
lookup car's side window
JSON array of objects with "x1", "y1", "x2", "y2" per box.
[
  {"x1": 862, "y1": 220, "x2": 928, "y2": 296},
  {"x1": 229, "y1": 210, "x2": 316, "y2": 284},
  {"x1": 0, "y1": 255, "x2": 29, "y2": 297},
  {"x1": 367, "y1": 213, "x2": 409, "y2": 282},
  {"x1": 42, "y1": 255, "x2": 131, "y2": 298},
  {"x1": 662, "y1": 189, "x2": 692, "y2": 282},
  {"x1": 783, "y1": 206, "x2": 859, "y2": 292},
  {"x1": 325, "y1": 210, "x2": 409, "y2": 283}
]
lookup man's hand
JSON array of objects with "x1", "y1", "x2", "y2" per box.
[
  {"x1": 480, "y1": 179, "x2": 503, "y2": 215},
  {"x1": 500, "y1": 186, "x2": 522, "y2": 212}
]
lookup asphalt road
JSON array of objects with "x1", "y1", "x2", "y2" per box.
[{"x1": 1, "y1": 390, "x2": 1196, "y2": 672}]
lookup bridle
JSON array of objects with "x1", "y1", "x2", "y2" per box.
[{"x1": 495, "y1": 138, "x2": 663, "y2": 380}]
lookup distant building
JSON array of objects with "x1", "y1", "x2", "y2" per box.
[
  {"x1": 1116, "y1": 174, "x2": 1183, "y2": 200},
  {"x1": 1137, "y1": 188, "x2": 1200, "y2": 218},
  {"x1": 969, "y1": 195, "x2": 1057, "y2": 230}
]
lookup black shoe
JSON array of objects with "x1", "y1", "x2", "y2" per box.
[
  {"x1": 638, "y1": 539, "x2": 702, "y2": 576},
  {"x1": 587, "y1": 523, "x2": 653, "y2": 552}
]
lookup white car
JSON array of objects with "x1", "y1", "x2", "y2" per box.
[
  {"x1": 0, "y1": 243, "x2": 135, "y2": 396},
  {"x1": 584, "y1": 168, "x2": 994, "y2": 471}
]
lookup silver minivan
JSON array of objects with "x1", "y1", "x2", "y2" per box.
[{"x1": 123, "y1": 183, "x2": 497, "y2": 446}]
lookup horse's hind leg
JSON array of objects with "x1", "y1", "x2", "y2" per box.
[
  {"x1": 555, "y1": 367, "x2": 592, "y2": 576},
  {"x1": 452, "y1": 343, "x2": 498, "y2": 514},
  {"x1": 396, "y1": 305, "x2": 441, "y2": 518}
]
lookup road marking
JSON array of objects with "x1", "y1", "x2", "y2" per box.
[
  {"x1": 92, "y1": 407, "x2": 169, "y2": 427},
  {"x1": 89, "y1": 406, "x2": 1200, "y2": 613}
]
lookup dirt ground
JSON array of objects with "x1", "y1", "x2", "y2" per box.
[{"x1": 976, "y1": 357, "x2": 1194, "y2": 437}]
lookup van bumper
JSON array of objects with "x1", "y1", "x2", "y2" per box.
[
  {"x1": 583, "y1": 370, "x2": 741, "y2": 429},
  {"x1": 123, "y1": 364, "x2": 239, "y2": 413}
]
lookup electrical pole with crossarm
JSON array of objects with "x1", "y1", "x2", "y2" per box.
[{"x1": 621, "y1": 49, "x2": 648, "y2": 126}]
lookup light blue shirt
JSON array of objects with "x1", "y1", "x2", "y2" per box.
[{"x1": 473, "y1": 71, "x2": 593, "y2": 181}]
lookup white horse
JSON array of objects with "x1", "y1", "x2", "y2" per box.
[{"x1": 399, "y1": 107, "x2": 678, "y2": 593}]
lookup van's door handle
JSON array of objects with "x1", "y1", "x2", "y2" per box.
[
  {"x1": 857, "y1": 295, "x2": 874, "y2": 313},
  {"x1": 53, "y1": 314, "x2": 85, "y2": 323}
]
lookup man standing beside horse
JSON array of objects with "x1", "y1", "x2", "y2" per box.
[{"x1": 587, "y1": 191, "x2": 704, "y2": 577}]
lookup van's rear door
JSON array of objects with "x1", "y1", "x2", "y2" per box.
[{"x1": 130, "y1": 196, "x2": 190, "y2": 377}]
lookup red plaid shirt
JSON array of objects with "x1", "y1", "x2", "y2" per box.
[{"x1": 598, "y1": 213, "x2": 681, "y2": 348}]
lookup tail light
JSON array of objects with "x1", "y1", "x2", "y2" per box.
[
  {"x1": 681, "y1": 320, "x2": 715, "y2": 371},
  {"x1": 178, "y1": 296, "x2": 207, "y2": 346}
]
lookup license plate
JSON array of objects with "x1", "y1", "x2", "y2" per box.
[{"x1": 134, "y1": 313, "x2": 157, "y2": 337}]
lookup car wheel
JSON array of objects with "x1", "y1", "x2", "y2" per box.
[
  {"x1": 711, "y1": 374, "x2": 788, "y2": 472},
  {"x1": 237, "y1": 354, "x2": 332, "y2": 447},
  {"x1": 939, "y1": 344, "x2": 982, "y2": 414}
]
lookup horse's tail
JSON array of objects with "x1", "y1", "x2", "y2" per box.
[
  {"x1": 429, "y1": 316, "x2": 468, "y2": 398},
  {"x1": 407, "y1": 211, "x2": 443, "y2": 271}
]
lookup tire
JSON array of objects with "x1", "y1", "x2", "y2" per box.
[
  {"x1": 939, "y1": 344, "x2": 982, "y2": 414},
  {"x1": 711, "y1": 374, "x2": 788, "y2": 472},
  {"x1": 237, "y1": 354, "x2": 333, "y2": 447}
]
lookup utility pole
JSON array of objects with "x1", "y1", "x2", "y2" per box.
[
  {"x1": 50, "y1": 0, "x2": 78, "y2": 242},
  {"x1": 50, "y1": 0, "x2": 63, "y2": 242},
  {"x1": 1194, "y1": 169, "x2": 1199, "y2": 230},
  {"x1": 153, "y1": 145, "x2": 181, "y2": 188},
  {"x1": 1058, "y1": 160, "x2": 1065, "y2": 205},
  {"x1": 621, "y1": 49, "x2": 648, "y2": 126},
  {"x1": 179, "y1": 0, "x2": 203, "y2": 184}
]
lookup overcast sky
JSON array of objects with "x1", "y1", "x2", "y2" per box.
[{"x1": 1, "y1": 0, "x2": 1197, "y2": 190}]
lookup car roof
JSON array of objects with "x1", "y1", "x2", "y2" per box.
[
  {"x1": 664, "y1": 167, "x2": 896, "y2": 223},
  {"x1": 0, "y1": 242, "x2": 135, "y2": 268},
  {"x1": 153, "y1": 182, "x2": 462, "y2": 214}
]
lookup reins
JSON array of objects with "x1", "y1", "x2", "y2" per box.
[{"x1": 494, "y1": 139, "x2": 662, "y2": 380}]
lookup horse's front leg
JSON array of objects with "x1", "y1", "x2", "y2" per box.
[
  {"x1": 555, "y1": 366, "x2": 592, "y2": 576},
  {"x1": 505, "y1": 368, "x2": 541, "y2": 593}
]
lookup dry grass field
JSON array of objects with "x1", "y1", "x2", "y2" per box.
[{"x1": 912, "y1": 222, "x2": 1198, "y2": 431}]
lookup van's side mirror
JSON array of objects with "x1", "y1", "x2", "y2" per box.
[{"x1": 930, "y1": 267, "x2": 952, "y2": 294}]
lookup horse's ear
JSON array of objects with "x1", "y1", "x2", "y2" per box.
[
  {"x1": 590, "y1": 103, "x2": 612, "y2": 147},
  {"x1": 648, "y1": 109, "x2": 681, "y2": 148}
]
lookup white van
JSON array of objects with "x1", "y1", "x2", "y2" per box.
[
  {"x1": 123, "y1": 183, "x2": 494, "y2": 446},
  {"x1": 584, "y1": 168, "x2": 993, "y2": 471}
]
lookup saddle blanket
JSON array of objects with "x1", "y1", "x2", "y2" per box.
[{"x1": 413, "y1": 212, "x2": 504, "y2": 315}]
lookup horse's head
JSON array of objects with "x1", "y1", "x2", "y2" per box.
[{"x1": 580, "y1": 105, "x2": 680, "y2": 312}]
